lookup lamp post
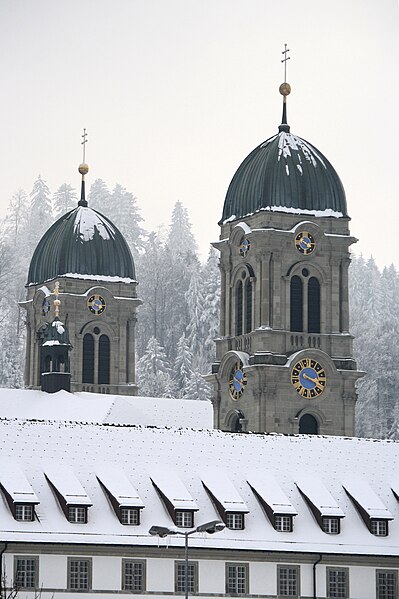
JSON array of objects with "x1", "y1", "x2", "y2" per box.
[{"x1": 149, "y1": 520, "x2": 225, "y2": 599}]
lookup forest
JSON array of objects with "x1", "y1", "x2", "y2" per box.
[{"x1": 0, "y1": 176, "x2": 397, "y2": 439}]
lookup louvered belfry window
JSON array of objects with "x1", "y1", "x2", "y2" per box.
[
  {"x1": 308, "y1": 277, "x2": 321, "y2": 333},
  {"x1": 290, "y1": 276, "x2": 303, "y2": 332},
  {"x1": 98, "y1": 334, "x2": 110, "y2": 385},
  {"x1": 82, "y1": 333, "x2": 94, "y2": 383}
]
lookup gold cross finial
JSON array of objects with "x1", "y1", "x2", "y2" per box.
[
  {"x1": 81, "y1": 128, "x2": 88, "y2": 163},
  {"x1": 53, "y1": 281, "x2": 61, "y2": 318},
  {"x1": 281, "y1": 43, "x2": 290, "y2": 83}
]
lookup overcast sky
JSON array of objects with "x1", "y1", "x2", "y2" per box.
[{"x1": 0, "y1": 0, "x2": 398, "y2": 267}]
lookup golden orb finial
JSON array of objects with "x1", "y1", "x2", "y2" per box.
[
  {"x1": 78, "y1": 163, "x2": 89, "y2": 176},
  {"x1": 279, "y1": 82, "x2": 291, "y2": 96}
]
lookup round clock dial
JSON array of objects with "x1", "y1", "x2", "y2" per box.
[
  {"x1": 42, "y1": 298, "x2": 50, "y2": 316},
  {"x1": 87, "y1": 295, "x2": 106, "y2": 315},
  {"x1": 295, "y1": 231, "x2": 315, "y2": 255},
  {"x1": 239, "y1": 238, "x2": 251, "y2": 257},
  {"x1": 229, "y1": 362, "x2": 247, "y2": 400},
  {"x1": 291, "y1": 358, "x2": 326, "y2": 398}
]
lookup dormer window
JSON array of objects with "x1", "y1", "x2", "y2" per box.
[
  {"x1": 371, "y1": 519, "x2": 388, "y2": 537},
  {"x1": 176, "y1": 510, "x2": 194, "y2": 528},
  {"x1": 322, "y1": 517, "x2": 340, "y2": 534},
  {"x1": 226, "y1": 512, "x2": 245, "y2": 530},
  {"x1": 68, "y1": 506, "x2": 88, "y2": 523},
  {"x1": 275, "y1": 515, "x2": 293, "y2": 532},
  {"x1": 121, "y1": 507, "x2": 140, "y2": 525},
  {"x1": 15, "y1": 504, "x2": 35, "y2": 522}
]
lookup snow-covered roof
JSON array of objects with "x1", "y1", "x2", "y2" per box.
[
  {"x1": 1, "y1": 419, "x2": 399, "y2": 556},
  {"x1": 342, "y1": 478, "x2": 393, "y2": 520},
  {"x1": 0, "y1": 458, "x2": 39, "y2": 504},
  {"x1": 202, "y1": 470, "x2": 249, "y2": 513},
  {"x1": 151, "y1": 469, "x2": 198, "y2": 511},
  {"x1": 247, "y1": 471, "x2": 297, "y2": 516},
  {"x1": 296, "y1": 475, "x2": 345, "y2": 518},
  {"x1": 0, "y1": 388, "x2": 212, "y2": 429},
  {"x1": 96, "y1": 464, "x2": 144, "y2": 508},
  {"x1": 44, "y1": 465, "x2": 92, "y2": 506}
]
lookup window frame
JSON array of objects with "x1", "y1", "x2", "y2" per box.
[
  {"x1": 322, "y1": 516, "x2": 341, "y2": 535},
  {"x1": 376, "y1": 569, "x2": 398, "y2": 599},
  {"x1": 371, "y1": 519, "x2": 389, "y2": 537},
  {"x1": 175, "y1": 510, "x2": 194, "y2": 528},
  {"x1": 274, "y1": 515, "x2": 293, "y2": 532},
  {"x1": 326, "y1": 567, "x2": 349, "y2": 599},
  {"x1": 120, "y1": 506, "x2": 140, "y2": 526},
  {"x1": 14, "y1": 556, "x2": 38, "y2": 590},
  {"x1": 226, "y1": 512, "x2": 245, "y2": 530},
  {"x1": 68, "y1": 505, "x2": 88, "y2": 524},
  {"x1": 174, "y1": 560, "x2": 198, "y2": 594},
  {"x1": 67, "y1": 558, "x2": 92, "y2": 591},
  {"x1": 225, "y1": 562, "x2": 249, "y2": 595},
  {"x1": 122, "y1": 559, "x2": 146, "y2": 593},
  {"x1": 15, "y1": 503, "x2": 35, "y2": 522},
  {"x1": 277, "y1": 565, "x2": 300, "y2": 598}
]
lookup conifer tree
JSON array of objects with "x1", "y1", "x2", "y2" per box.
[
  {"x1": 137, "y1": 336, "x2": 176, "y2": 397},
  {"x1": 29, "y1": 175, "x2": 53, "y2": 247},
  {"x1": 109, "y1": 184, "x2": 146, "y2": 256},
  {"x1": 88, "y1": 179, "x2": 110, "y2": 215},
  {"x1": 53, "y1": 183, "x2": 78, "y2": 217},
  {"x1": 174, "y1": 334, "x2": 194, "y2": 397}
]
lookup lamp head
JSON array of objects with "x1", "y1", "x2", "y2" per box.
[
  {"x1": 149, "y1": 525, "x2": 177, "y2": 538},
  {"x1": 196, "y1": 520, "x2": 225, "y2": 534}
]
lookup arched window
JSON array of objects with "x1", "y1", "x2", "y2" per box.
[
  {"x1": 98, "y1": 334, "x2": 110, "y2": 385},
  {"x1": 299, "y1": 414, "x2": 319, "y2": 435},
  {"x1": 230, "y1": 410, "x2": 245, "y2": 432},
  {"x1": 290, "y1": 276, "x2": 303, "y2": 332},
  {"x1": 308, "y1": 277, "x2": 320, "y2": 333},
  {"x1": 236, "y1": 281, "x2": 243, "y2": 336},
  {"x1": 82, "y1": 333, "x2": 94, "y2": 384},
  {"x1": 245, "y1": 279, "x2": 252, "y2": 333}
]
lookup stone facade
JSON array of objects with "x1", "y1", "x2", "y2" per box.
[
  {"x1": 21, "y1": 276, "x2": 141, "y2": 396},
  {"x1": 207, "y1": 211, "x2": 364, "y2": 434}
]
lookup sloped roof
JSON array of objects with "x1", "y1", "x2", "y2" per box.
[{"x1": 1, "y1": 418, "x2": 399, "y2": 556}]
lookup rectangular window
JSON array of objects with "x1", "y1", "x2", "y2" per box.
[
  {"x1": 275, "y1": 515, "x2": 293, "y2": 532},
  {"x1": 278, "y1": 565, "x2": 299, "y2": 597},
  {"x1": 14, "y1": 557, "x2": 38, "y2": 589},
  {"x1": 175, "y1": 561, "x2": 198, "y2": 594},
  {"x1": 226, "y1": 512, "x2": 245, "y2": 530},
  {"x1": 121, "y1": 507, "x2": 140, "y2": 525},
  {"x1": 68, "y1": 559, "x2": 91, "y2": 590},
  {"x1": 372, "y1": 519, "x2": 388, "y2": 536},
  {"x1": 226, "y1": 563, "x2": 248, "y2": 595},
  {"x1": 175, "y1": 510, "x2": 194, "y2": 528},
  {"x1": 322, "y1": 517, "x2": 340, "y2": 534},
  {"x1": 377, "y1": 570, "x2": 397, "y2": 599},
  {"x1": 15, "y1": 504, "x2": 34, "y2": 522},
  {"x1": 327, "y1": 568, "x2": 348, "y2": 598},
  {"x1": 68, "y1": 506, "x2": 87, "y2": 523},
  {"x1": 122, "y1": 560, "x2": 146, "y2": 592}
]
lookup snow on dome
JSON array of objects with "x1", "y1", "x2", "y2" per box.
[
  {"x1": 221, "y1": 128, "x2": 347, "y2": 224},
  {"x1": 73, "y1": 206, "x2": 114, "y2": 242}
]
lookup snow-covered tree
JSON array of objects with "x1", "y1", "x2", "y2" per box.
[
  {"x1": 185, "y1": 268, "x2": 205, "y2": 357},
  {"x1": 174, "y1": 334, "x2": 194, "y2": 397},
  {"x1": 137, "y1": 336, "x2": 176, "y2": 397},
  {"x1": 88, "y1": 179, "x2": 110, "y2": 215},
  {"x1": 53, "y1": 183, "x2": 78, "y2": 217},
  {"x1": 184, "y1": 369, "x2": 212, "y2": 401},
  {"x1": 2, "y1": 189, "x2": 29, "y2": 246},
  {"x1": 29, "y1": 175, "x2": 52, "y2": 247},
  {"x1": 109, "y1": 184, "x2": 146, "y2": 256},
  {"x1": 201, "y1": 247, "x2": 220, "y2": 366}
]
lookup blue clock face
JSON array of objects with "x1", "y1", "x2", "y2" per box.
[
  {"x1": 229, "y1": 362, "x2": 247, "y2": 400},
  {"x1": 291, "y1": 358, "x2": 326, "y2": 398},
  {"x1": 295, "y1": 231, "x2": 315, "y2": 255},
  {"x1": 239, "y1": 238, "x2": 251, "y2": 257},
  {"x1": 87, "y1": 295, "x2": 106, "y2": 315}
]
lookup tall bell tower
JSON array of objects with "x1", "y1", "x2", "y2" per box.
[{"x1": 207, "y1": 59, "x2": 364, "y2": 435}]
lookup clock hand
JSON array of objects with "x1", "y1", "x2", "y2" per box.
[{"x1": 303, "y1": 373, "x2": 319, "y2": 384}]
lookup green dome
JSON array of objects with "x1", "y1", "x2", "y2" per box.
[
  {"x1": 221, "y1": 127, "x2": 347, "y2": 224},
  {"x1": 28, "y1": 206, "x2": 135, "y2": 285}
]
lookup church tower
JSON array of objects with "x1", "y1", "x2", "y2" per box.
[
  {"x1": 21, "y1": 145, "x2": 141, "y2": 395},
  {"x1": 207, "y1": 70, "x2": 364, "y2": 435}
]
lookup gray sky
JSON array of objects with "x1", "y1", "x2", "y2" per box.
[{"x1": 1, "y1": 0, "x2": 398, "y2": 267}]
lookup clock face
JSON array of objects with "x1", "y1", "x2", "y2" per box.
[
  {"x1": 229, "y1": 362, "x2": 247, "y2": 400},
  {"x1": 42, "y1": 298, "x2": 50, "y2": 316},
  {"x1": 295, "y1": 231, "x2": 315, "y2": 255},
  {"x1": 87, "y1": 295, "x2": 106, "y2": 315},
  {"x1": 291, "y1": 358, "x2": 326, "y2": 398},
  {"x1": 239, "y1": 238, "x2": 251, "y2": 257}
]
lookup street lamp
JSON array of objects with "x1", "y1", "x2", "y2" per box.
[{"x1": 149, "y1": 520, "x2": 225, "y2": 599}]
